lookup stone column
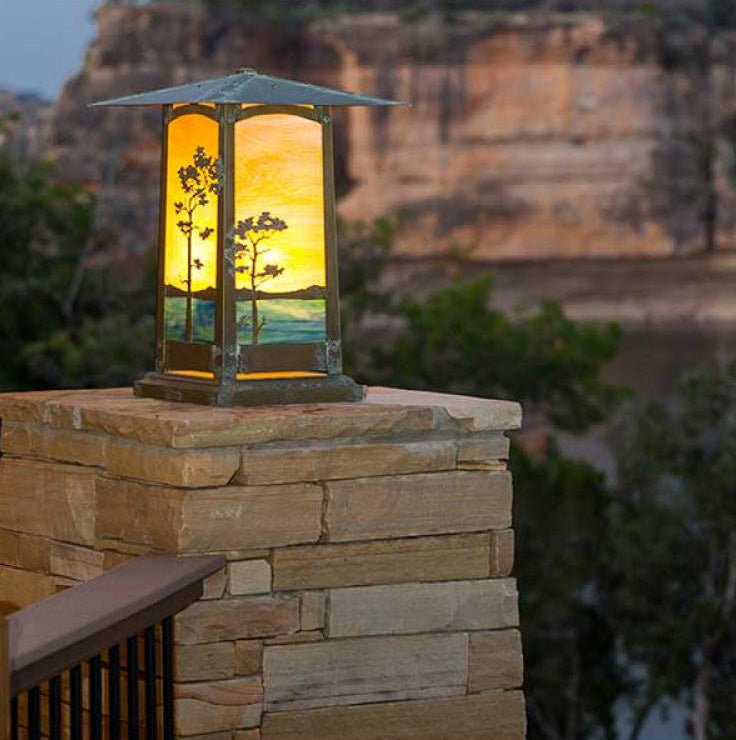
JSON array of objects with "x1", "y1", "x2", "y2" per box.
[{"x1": 0, "y1": 386, "x2": 525, "y2": 740}]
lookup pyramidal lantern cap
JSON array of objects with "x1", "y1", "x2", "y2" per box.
[{"x1": 90, "y1": 69, "x2": 403, "y2": 406}]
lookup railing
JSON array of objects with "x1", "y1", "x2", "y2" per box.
[{"x1": 0, "y1": 555, "x2": 225, "y2": 740}]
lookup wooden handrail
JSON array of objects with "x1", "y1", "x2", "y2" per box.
[{"x1": 6, "y1": 554, "x2": 224, "y2": 695}]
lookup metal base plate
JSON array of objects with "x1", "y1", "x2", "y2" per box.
[{"x1": 134, "y1": 372, "x2": 365, "y2": 407}]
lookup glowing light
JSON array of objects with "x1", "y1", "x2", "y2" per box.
[
  {"x1": 234, "y1": 114, "x2": 325, "y2": 294},
  {"x1": 164, "y1": 113, "x2": 219, "y2": 293}
]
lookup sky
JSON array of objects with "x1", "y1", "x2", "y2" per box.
[{"x1": 0, "y1": 0, "x2": 100, "y2": 100}]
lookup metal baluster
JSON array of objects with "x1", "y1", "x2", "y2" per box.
[
  {"x1": 10, "y1": 697, "x2": 17, "y2": 740},
  {"x1": 27, "y1": 687, "x2": 40, "y2": 740},
  {"x1": 49, "y1": 675, "x2": 62, "y2": 740},
  {"x1": 127, "y1": 636, "x2": 139, "y2": 740},
  {"x1": 70, "y1": 665, "x2": 83, "y2": 740},
  {"x1": 89, "y1": 656, "x2": 102, "y2": 740},
  {"x1": 161, "y1": 619, "x2": 174, "y2": 740},
  {"x1": 108, "y1": 645, "x2": 121, "y2": 740},
  {"x1": 144, "y1": 627, "x2": 157, "y2": 740}
]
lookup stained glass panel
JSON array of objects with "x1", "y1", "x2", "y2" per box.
[{"x1": 233, "y1": 114, "x2": 326, "y2": 346}]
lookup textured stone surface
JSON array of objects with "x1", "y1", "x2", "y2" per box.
[
  {"x1": 328, "y1": 579, "x2": 519, "y2": 637},
  {"x1": 202, "y1": 568, "x2": 228, "y2": 600},
  {"x1": 0, "y1": 387, "x2": 520, "y2": 448},
  {"x1": 456, "y1": 435, "x2": 510, "y2": 463},
  {"x1": 299, "y1": 592, "x2": 325, "y2": 632},
  {"x1": 261, "y1": 690, "x2": 526, "y2": 740},
  {"x1": 491, "y1": 529, "x2": 515, "y2": 577},
  {"x1": 273, "y1": 534, "x2": 491, "y2": 591},
  {"x1": 230, "y1": 560, "x2": 272, "y2": 596},
  {"x1": 49, "y1": 542, "x2": 104, "y2": 582},
  {"x1": 325, "y1": 471, "x2": 512, "y2": 542},
  {"x1": 235, "y1": 641, "x2": 264, "y2": 676},
  {"x1": 0, "y1": 457, "x2": 97, "y2": 545},
  {"x1": 176, "y1": 597, "x2": 300, "y2": 645},
  {"x1": 469, "y1": 629, "x2": 524, "y2": 692},
  {"x1": 263, "y1": 634, "x2": 467, "y2": 711},
  {"x1": 238, "y1": 440, "x2": 455, "y2": 485},
  {"x1": 174, "y1": 677, "x2": 263, "y2": 735},
  {"x1": 106, "y1": 438, "x2": 240, "y2": 488},
  {"x1": 96, "y1": 479, "x2": 323, "y2": 552},
  {"x1": 175, "y1": 643, "x2": 237, "y2": 683},
  {"x1": 0, "y1": 565, "x2": 56, "y2": 613},
  {"x1": 0, "y1": 421, "x2": 106, "y2": 467},
  {"x1": 0, "y1": 529, "x2": 49, "y2": 572}
]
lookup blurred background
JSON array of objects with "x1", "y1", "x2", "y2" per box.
[{"x1": 1, "y1": 1, "x2": 735, "y2": 738}]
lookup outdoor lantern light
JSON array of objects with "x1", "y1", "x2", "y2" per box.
[{"x1": 92, "y1": 69, "x2": 401, "y2": 406}]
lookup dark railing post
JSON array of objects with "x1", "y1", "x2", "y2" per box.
[{"x1": 0, "y1": 616, "x2": 8, "y2": 740}]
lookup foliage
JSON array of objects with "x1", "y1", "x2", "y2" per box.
[
  {"x1": 610, "y1": 362, "x2": 736, "y2": 740},
  {"x1": 512, "y1": 443, "x2": 622, "y2": 740},
  {"x1": 368, "y1": 276, "x2": 624, "y2": 432},
  {"x1": 232, "y1": 211, "x2": 288, "y2": 344},
  {"x1": 0, "y1": 152, "x2": 154, "y2": 391}
]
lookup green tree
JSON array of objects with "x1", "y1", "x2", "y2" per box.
[
  {"x1": 610, "y1": 362, "x2": 736, "y2": 740},
  {"x1": 0, "y1": 151, "x2": 154, "y2": 391},
  {"x1": 174, "y1": 146, "x2": 219, "y2": 342}
]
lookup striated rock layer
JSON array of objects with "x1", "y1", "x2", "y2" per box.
[{"x1": 49, "y1": 2, "x2": 736, "y2": 259}]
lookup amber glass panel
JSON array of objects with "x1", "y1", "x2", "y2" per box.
[
  {"x1": 163, "y1": 113, "x2": 220, "y2": 345},
  {"x1": 233, "y1": 114, "x2": 326, "y2": 346}
]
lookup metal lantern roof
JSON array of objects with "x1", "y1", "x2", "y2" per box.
[{"x1": 90, "y1": 68, "x2": 403, "y2": 107}]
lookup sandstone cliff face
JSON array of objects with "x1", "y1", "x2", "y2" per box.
[{"x1": 49, "y1": 3, "x2": 736, "y2": 259}]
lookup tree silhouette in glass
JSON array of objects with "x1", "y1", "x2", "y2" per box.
[
  {"x1": 232, "y1": 211, "x2": 287, "y2": 344},
  {"x1": 174, "y1": 146, "x2": 219, "y2": 342}
]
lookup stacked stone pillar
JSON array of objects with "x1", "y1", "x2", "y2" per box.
[{"x1": 0, "y1": 386, "x2": 525, "y2": 740}]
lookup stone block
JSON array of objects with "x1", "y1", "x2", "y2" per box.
[
  {"x1": 468, "y1": 629, "x2": 524, "y2": 692},
  {"x1": 299, "y1": 592, "x2": 325, "y2": 631},
  {"x1": 235, "y1": 732, "x2": 261, "y2": 740},
  {"x1": 0, "y1": 458, "x2": 97, "y2": 545},
  {"x1": 202, "y1": 568, "x2": 228, "y2": 600},
  {"x1": 105, "y1": 438, "x2": 240, "y2": 488},
  {"x1": 328, "y1": 579, "x2": 519, "y2": 637},
  {"x1": 0, "y1": 529, "x2": 49, "y2": 572},
  {"x1": 30, "y1": 390, "x2": 434, "y2": 448},
  {"x1": 174, "y1": 677, "x2": 263, "y2": 735},
  {"x1": 49, "y1": 542, "x2": 104, "y2": 582},
  {"x1": 237, "y1": 441, "x2": 455, "y2": 485},
  {"x1": 235, "y1": 641, "x2": 263, "y2": 676},
  {"x1": 325, "y1": 471, "x2": 512, "y2": 542},
  {"x1": 230, "y1": 560, "x2": 271, "y2": 596},
  {"x1": 456, "y1": 434, "x2": 510, "y2": 462},
  {"x1": 0, "y1": 421, "x2": 106, "y2": 467},
  {"x1": 263, "y1": 634, "x2": 467, "y2": 711},
  {"x1": 365, "y1": 388, "x2": 522, "y2": 432},
  {"x1": 0, "y1": 565, "x2": 56, "y2": 612},
  {"x1": 175, "y1": 643, "x2": 237, "y2": 683},
  {"x1": 176, "y1": 597, "x2": 300, "y2": 645},
  {"x1": 272, "y1": 534, "x2": 490, "y2": 591},
  {"x1": 96, "y1": 479, "x2": 322, "y2": 553},
  {"x1": 490, "y1": 529, "x2": 515, "y2": 577},
  {"x1": 180, "y1": 485, "x2": 323, "y2": 552},
  {"x1": 261, "y1": 690, "x2": 526, "y2": 740}
]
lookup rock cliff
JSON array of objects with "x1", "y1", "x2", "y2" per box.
[{"x1": 48, "y1": 2, "x2": 736, "y2": 259}]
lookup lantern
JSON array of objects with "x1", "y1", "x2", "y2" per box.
[{"x1": 92, "y1": 69, "x2": 401, "y2": 405}]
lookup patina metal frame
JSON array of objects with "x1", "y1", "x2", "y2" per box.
[{"x1": 137, "y1": 101, "x2": 362, "y2": 406}]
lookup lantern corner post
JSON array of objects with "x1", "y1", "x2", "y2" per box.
[
  {"x1": 214, "y1": 103, "x2": 239, "y2": 388},
  {"x1": 154, "y1": 104, "x2": 173, "y2": 374}
]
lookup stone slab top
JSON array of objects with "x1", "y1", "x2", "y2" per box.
[{"x1": 0, "y1": 386, "x2": 522, "y2": 449}]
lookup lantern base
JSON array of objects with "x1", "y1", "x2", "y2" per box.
[{"x1": 134, "y1": 372, "x2": 365, "y2": 406}]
